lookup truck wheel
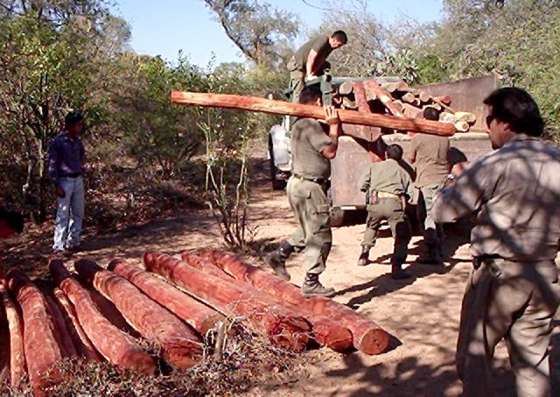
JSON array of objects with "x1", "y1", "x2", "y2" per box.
[
  {"x1": 330, "y1": 207, "x2": 346, "y2": 227},
  {"x1": 268, "y1": 135, "x2": 285, "y2": 190}
]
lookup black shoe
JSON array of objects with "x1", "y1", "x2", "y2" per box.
[
  {"x1": 391, "y1": 264, "x2": 411, "y2": 280},
  {"x1": 416, "y1": 253, "x2": 443, "y2": 265},
  {"x1": 357, "y1": 246, "x2": 370, "y2": 267},
  {"x1": 264, "y1": 242, "x2": 294, "y2": 281},
  {"x1": 302, "y1": 273, "x2": 335, "y2": 297}
]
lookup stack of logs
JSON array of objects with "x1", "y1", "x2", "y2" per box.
[
  {"x1": 338, "y1": 79, "x2": 477, "y2": 132},
  {"x1": 0, "y1": 250, "x2": 390, "y2": 396}
]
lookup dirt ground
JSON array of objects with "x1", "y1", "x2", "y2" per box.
[{"x1": 3, "y1": 158, "x2": 557, "y2": 396}]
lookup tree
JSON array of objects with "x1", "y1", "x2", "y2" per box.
[{"x1": 203, "y1": 0, "x2": 300, "y2": 69}]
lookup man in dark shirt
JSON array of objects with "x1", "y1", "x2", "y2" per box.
[
  {"x1": 266, "y1": 85, "x2": 342, "y2": 297},
  {"x1": 287, "y1": 30, "x2": 348, "y2": 103},
  {"x1": 47, "y1": 111, "x2": 86, "y2": 253}
]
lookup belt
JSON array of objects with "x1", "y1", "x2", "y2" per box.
[
  {"x1": 293, "y1": 174, "x2": 328, "y2": 185},
  {"x1": 377, "y1": 191, "x2": 400, "y2": 199}
]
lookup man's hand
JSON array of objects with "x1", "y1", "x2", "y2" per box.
[
  {"x1": 55, "y1": 186, "x2": 65, "y2": 198},
  {"x1": 324, "y1": 105, "x2": 340, "y2": 127},
  {"x1": 305, "y1": 74, "x2": 318, "y2": 81}
]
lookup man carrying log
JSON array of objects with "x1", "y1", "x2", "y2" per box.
[
  {"x1": 266, "y1": 85, "x2": 341, "y2": 297},
  {"x1": 287, "y1": 30, "x2": 348, "y2": 103},
  {"x1": 431, "y1": 87, "x2": 560, "y2": 397},
  {"x1": 408, "y1": 107, "x2": 449, "y2": 264},
  {"x1": 356, "y1": 144, "x2": 414, "y2": 279}
]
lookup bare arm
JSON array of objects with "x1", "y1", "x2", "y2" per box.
[
  {"x1": 320, "y1": 106, "x2": 341, "y2": 160},
  {"x1": 306, "y1": 49, "x2": 318, "y2": 78}
]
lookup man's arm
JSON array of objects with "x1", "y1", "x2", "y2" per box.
[
  {"x1": 306, "y1": 49, "x2": 318, "y2": 78},
  {"x1": 320, "y1": 106, "x2": 341, "y2": 160},
  {"x1": 359, "y1": 167, "x2": 371, "y2": 192},
  {"x1": 431, "y1": 156, "x2": 496, "y2": 223}
]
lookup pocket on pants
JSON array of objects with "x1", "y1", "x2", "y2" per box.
[{"x1": 314, "y1": 203, "x2": 331, "y2": 231}]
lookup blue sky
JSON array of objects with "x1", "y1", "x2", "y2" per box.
[{"x1": 113, "y1": 0, "x2": 443, "y2": 67}]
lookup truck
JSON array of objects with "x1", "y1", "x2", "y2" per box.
[{"x1": 268, "y1": 74, "x2": 497, "y2": 226}]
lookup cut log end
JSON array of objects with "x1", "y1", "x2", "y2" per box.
[
  {"x1": 119, "y1": 350, "x2": 157, "y2": 375},
  {"x1": 356, "y1": 328, "x2": 391, "y2": 355},
  {"x1": 312, "y1": 321, "x2": 354, "y2": 353}
]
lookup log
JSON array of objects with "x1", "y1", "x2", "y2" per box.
[
  {"x1": 362, "y1": 80, "x2": 405, "y2": 118},
  {"x1": 41, "y1": 287, "x2": 79, "y2": 359},
  {"x1": 401, "y1": 92, "x2": 421, "y2": 107},
  {"x1": 171, "y1": 91, "x2": 456, "y2": 136},
  {"x1": 183, "y1": 251, "x2": 353, "y2": 353},
  {"x1": 74, "y1": 259, "x2": 202, "y2": 368},
  {"x1": 434, "y1": 95, "x2": 452, "y2": 105},
  {"x1": 107, "y1": 259, "x2": 224, "y2": 335},
  {"x1": 454, "y1": 120, "x2": 470, "y2": 132},
  {"x1": 454, "y1": 111, "x2": 477, "y2": 124},
  {"x1": 6, "y1": 270, "x2": 64, "y2": 396},
  {"x1": 338, "y1": 81, "x2": 354, "y2": 96},
  {"x1": 0, "y1": 279, "x2": 26, "y2": 388},
  {"x1": 50, "y1": 260, "x2": 155, "y2": 374},
  {"x1": 144, "y1": 252, "x2": 311, "y2": 353},
  {"x1": 200, "y1": 250, "x2": 391, "y2": 355},
  {"x1": 53, "y1": 288, "x2": 101, "y2": 362},
  {"x1": 418, "y1": 90, "x2": 432, "y2": 103}
]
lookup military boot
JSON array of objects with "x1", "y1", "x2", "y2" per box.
[
  {"x1": 302, "y1": 273, "x2": 335, "y2": 297},
  {"x1": 264, "y1": 241, "x2": 293, "y2": 281},
  {"x1": 357, "y1": 245, "x2": 371, "y2": 266},
  {"x1": 416, "y1": 246, "x2": 443, "y2": 265},
  {"x1": 391, "y1": 263, "x2": 411, "y2": 280}
]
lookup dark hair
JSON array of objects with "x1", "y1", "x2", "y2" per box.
[
  {"x1": 386, "y1": 144, "x2": 403, "y2": 161},
  {"x1": 483, "y1": 87, "x2": 544, "y2": 136},
  {"x1": 65, "y1": 111, "x2": 84, "y2": 127},
  {"x1": 423, "y1": 106, "x2": 440, "y2": 121},
  {"x1": 299, "y1": 85, "x2": 323, "y2": 105},
  {"x1": 331, "y1": 30, "x2": 348, "y2": 44},
  {"x1": 0, "y1": 208, "x2": 24, "y2": 233}
]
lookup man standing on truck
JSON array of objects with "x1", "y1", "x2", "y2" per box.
[
  {"x1": 408, "y1": 107, "x2": 449, "y2": 264},
  {"x1": 287, "y1": 30, "x2": 348, "y2": 103},
  {"x1": 356, "y1": 144, "x2": 414, "y2": 279},
  {"x1": 265, "y1": 85, "x2": 341, "y2": 297},
  {"x1": 431, "y1": 87, "x2": 560, "y2": 397}
]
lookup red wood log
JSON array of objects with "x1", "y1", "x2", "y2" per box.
[
  {"x1": 183, "y1": 251, "x2": 353, "y2": 353},
  {"x1": 50, "y1": 260, "x2": 155, "y2": 374},
  {"x1": 6, "y1": 270, "x2": 64, "y2": 396},
  {"x1": 170, "y1": 91, "x2": 456, "y2": 136},
  {"x1": 107, "y1": 259, "x2": 224, "y2": 335},
  {"x1": 144, "y1": 252, "x2": 311, "y2": 353},
  {"x1": 0, "y1": 279, "x2": 26, "y2": 388},
  {"x1": 53, "y1": 288, "x2": 101, "y2": 362},
  {"x1": 363, "y1": 80, "x2": 405, "y2": 118},
  {"x1": 41, "y1": 287, "x2": 79, "y2": 359},
  {"x1": 201, "y1": 250, "x2": 391, "y2": 355},
  {"x1": 74, "y1": 259, "x2": 202, "y2": 368}
]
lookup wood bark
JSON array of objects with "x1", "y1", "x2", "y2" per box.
[
  {"x1": 143, "y1": 252, "x2": 311, "y2": 353},
  {"x1": 52, "y1": 288, "x2": 101, "y2": 362},
  {"x1": 50, "y1": 260, "x2": 155, "y2": 374},
  {"x1": 363, "y1": 80, "x2": 405, "y2": 117},
  {"x1": 0, "y1": 279, "x2": 26, "y2": 388},
  {"x1": 183, "y1": 250, "x2": 353, "y2": 353},
  {"x1": 171, "y1": 91, "x2": 456, "y2": 136},
  {"x1": 6, "y1": 270, "x2": 64, "y2": 396},
  {"x1": 74, "y1": 259, "x2": 202, "y2": 369},
  {"x1": 195, "y1": 250, "x2": 391, "y2": 355},
  {"x1": 107, "y1": 259, "x2": 224, "y2": 335}
]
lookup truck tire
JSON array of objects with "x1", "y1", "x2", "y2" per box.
[{"x1": 268, "y1": 135, "x2": 286, "y2": 190}]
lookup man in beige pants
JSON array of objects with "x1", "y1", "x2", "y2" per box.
[{"x1": 432, "y1": 87, "x2": 560, "y2": 397}]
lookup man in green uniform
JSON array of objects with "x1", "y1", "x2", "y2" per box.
[
  {"x1": 432, "y1": 87, "x2": 560, "y2": 397},
  {"x1": 266, "y1": 85, "x2": 341, "y2": 297},
  {"x1": 287, "y1": 30, "x2": 348, "y2": 103},
  {"x1": 356, "y1": 144, "x2": 414, "y2": 279},
  {"x1": 408, "y1": 107, "x2": 449, "y2": 264}
]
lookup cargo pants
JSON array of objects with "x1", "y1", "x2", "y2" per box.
[
  {"x1": 287, "y1": 57, "x2": 305, "y2": 104},
  {"x1": 361, "y1": 197, "x2": 411, "y2": 265},
  {"x1": 286, "y1": 177, "x2": 332, "y2": 275},
  {"x1": 457, "y1": 257, "x2": 560, "y2": 397},
  {"x1": 417, "y1": 183, "x2": 444, "y2": 254}
]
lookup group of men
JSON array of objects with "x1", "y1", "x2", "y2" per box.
[{"x1": 268, "y1": 30, "x2": 560, "y2": 397}]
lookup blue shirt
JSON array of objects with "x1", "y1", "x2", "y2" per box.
[{"x1": 47, "y1": 131, "x2": 85, "y2": 186}]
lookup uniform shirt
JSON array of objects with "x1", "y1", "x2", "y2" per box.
[
  {"x1": 409, "y1": 133, "x2": 450, "y2": 187},
  {"x1": 431, "y1": 134, "x2": 560, "y2": 262},
  {"x1": 290, "y1": 118, "x2": 331, "y2": 180},
  {"x1": 47, "y1": 131, "x2": 85, "y2": 186},
  {"x1": 359, "y1": 159, "x2": 415, "y2": 198},
  {"x1": 290, "y1": 36, "x2": 333, "y2": 72}
]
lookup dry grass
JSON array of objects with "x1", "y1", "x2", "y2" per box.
[{"x1": 2, "y1": 320, "x2": 307, "y2": 397}]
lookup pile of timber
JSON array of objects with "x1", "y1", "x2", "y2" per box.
[
  {"x1": 337, "y1": 79, "x2": 477, "y2": 132},
  {"x1": 0, "y1": 251, "x2": 390, "y2": 395}
]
